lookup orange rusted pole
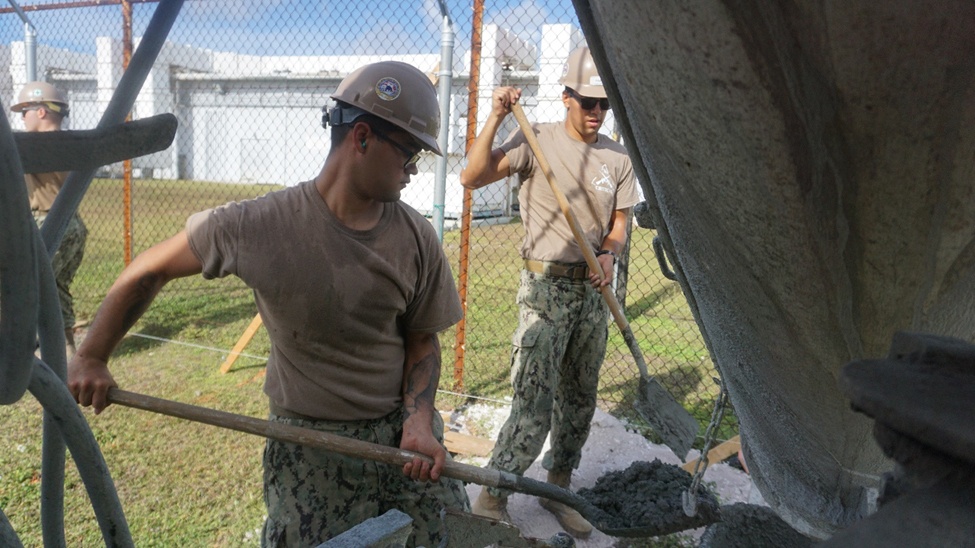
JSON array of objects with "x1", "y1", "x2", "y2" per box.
[
  {"x1": 453, "y1": 0, "x2": 485, "y2": 392},
  {"x1": 122, "y1": 0, "x2": 133, "y2": 264}
]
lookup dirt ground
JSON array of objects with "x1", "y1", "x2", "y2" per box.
[{"x1": 454, "y1": 406, "x2": 765, "y2": 546}]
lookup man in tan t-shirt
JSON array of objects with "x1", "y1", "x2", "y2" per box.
[
  {"x1": 11, "y1": 81, "x2": 88, "y2": 357},
  {"x1": 460, "y1": 46, "x2": 640, "y2": 538},
  {"x1": 69, "y1": 61, "x2": 469, "y2": 546}
]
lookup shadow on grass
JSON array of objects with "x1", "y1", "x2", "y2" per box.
[
  {"x1": 458, "y1": 366, "x2": 511, "y2": 401},
  {"x1": 624, "y1": 282, "x2": 681, "y2": 318},
  {"x1": 599, "y1": 357, "x2": 739, "y2": 448},
  {"x1": 113, "y1": 287, "x2": 259, "y2": 358}
]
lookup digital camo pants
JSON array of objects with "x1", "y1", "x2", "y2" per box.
[
  {"x1": 262, "y1": 409, "x2": 470, "y2": 548},
  {"x1": 488, "y1": 270, "x2": 608, "y2": 498},
  {"x1": 33, "y1": 211, "x2": 88, "y2": 330}
]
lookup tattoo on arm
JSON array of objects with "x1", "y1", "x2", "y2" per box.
[
  {"x1": 403, "y1": 349, "x2": 440, "y2": 418},
  {"x1": 120, "y1": 273, "x2": 165, "y2": 329}
]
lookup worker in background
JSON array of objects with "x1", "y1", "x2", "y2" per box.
[
  {"x1": 459, "y1": 46, "x2": 640, "y2": 539},
  {"x1": 68, "y1": 61, "x2": 470, "y2": 547},
  {"x1": 11, "y1": 81, "x2": 87, "y2": 358}
]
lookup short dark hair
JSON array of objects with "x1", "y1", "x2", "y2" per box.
[{"x1": 328, "y1": 102, "x2": 413, "y2": 153}]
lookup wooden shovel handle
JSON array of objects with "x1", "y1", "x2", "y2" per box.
[
  {"x1": 509, "y1": 103, "x2": 652, "y2": 379},
  {"x1": 108, "y1": 388, "x2": 506, "y2": 486},
  {"x1": 107, "y1": 388, "x2": 624, "y2": 531}
]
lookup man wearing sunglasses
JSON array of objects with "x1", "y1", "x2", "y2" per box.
[
  {"x1": 10, "y1": 81, "x2": 88, "y2": 359},
  {"x1": 460, "y1": 46, "x2": 639, "y2": 539},
  {"x1": 69, "y1": 61, "x2": 469, "y2": 547}
]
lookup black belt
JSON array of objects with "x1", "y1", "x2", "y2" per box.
[{"x1": 523, "y1": 259, "x2": 589, "y2": 280}]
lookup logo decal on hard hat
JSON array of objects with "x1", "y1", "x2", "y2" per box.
[
  {"x1": 29, "y1": 89, "x2": 43, "y2": 98},
  {"x1": 375, "y1": 77, "x2": 401, "y2": 101}
]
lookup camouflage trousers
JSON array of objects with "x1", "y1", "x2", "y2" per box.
[
  {"x1": 33, "y1": 211, "x2": 88, "y2": 330},
  {"x1": 262, "y1": 408, "x2": 470, "y2": 548},
  {"x1": 488, "y1": 269, "x2": 608, "y2": 498}
]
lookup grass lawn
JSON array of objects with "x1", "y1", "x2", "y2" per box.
[{"x1": 1, "y1": 178, "x2": 734, "y2": 545}]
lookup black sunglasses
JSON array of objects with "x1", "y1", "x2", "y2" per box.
[
  {"x1": 372, "y1": 129, "x2": 422, "y2": 169},
  {"x1": 567, "y1": 89, "x2": 611, "y2": 111}
]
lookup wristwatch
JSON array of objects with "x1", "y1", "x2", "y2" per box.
[{"x1": 596, "y1": 250, "x2": 617, "y2": 264}]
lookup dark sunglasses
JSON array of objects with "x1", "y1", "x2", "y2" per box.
[
  {"x1": 567, "y1": 89, "x2": 611, "y2": 111},
  {"x1": 372, "y1": 129, "x2": 422, "y2": 169}
]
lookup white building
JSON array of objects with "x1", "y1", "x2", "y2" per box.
[{"x1": 6, "y1": 23, "x2": 620, "y2": 220}]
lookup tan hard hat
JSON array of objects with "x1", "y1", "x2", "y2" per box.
[
  {"x1": 559, "y1": 46, "x2": 606, "y2": 99},
  {"x1": 11, "y1": 81, "x2": 69, "y2": 115},
  {"x1": 330, "y1": 61, "x2": 441, "y2": 155}
]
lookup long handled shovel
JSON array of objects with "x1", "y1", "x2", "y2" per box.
[
  {"x1": 509, "y1": 103, "x2": 698, "y2": 459},
  {"x1": 106, "y1": 388, "x2": 713, "y2": 537}
]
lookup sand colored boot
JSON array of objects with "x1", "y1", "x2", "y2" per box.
[
  {"x1": 540, "y1": 470, "x2": 593, "y2": 539},
  {"x1": 471, "y1": 487, "x2": 511, "y2": 522}
]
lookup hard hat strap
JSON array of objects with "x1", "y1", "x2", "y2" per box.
[{"x1": 321, "y1": 103, "x2": 368, "y2": 129}]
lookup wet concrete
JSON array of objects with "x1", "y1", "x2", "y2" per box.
[
  {"x1": 699, "y1": 504, "x2": 814, "y2": 548},
  {"x1": 577, "y1": 459, "x2": 719, "y2": 535}
]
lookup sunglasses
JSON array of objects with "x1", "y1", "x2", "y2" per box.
[
  {"x1": 372, "y1": 128, "x2": 422, "y2": 169},
  {"x1": 567, "y1": 89, "x2": 611, "y2": 111},
  {"x1": 20, "y1": 106, "x2": 41, "y2": 117}
]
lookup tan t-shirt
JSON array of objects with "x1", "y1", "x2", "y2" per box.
[
  {"x1": 186, "y1": 181, "x2": 463, "y2": 421},
  {"x1": 27, "y1": 172, "x2": 68, "y2": 212},
  {"x1": 500, "y1": 123, "x2": 640, "y2": 263}
]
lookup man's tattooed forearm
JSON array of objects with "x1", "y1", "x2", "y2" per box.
[{"x1": 404, "y1": 351, "x2": 439, "y2": 417}]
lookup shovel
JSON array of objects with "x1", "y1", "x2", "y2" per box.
[
  {"x1": 106, "y1": 388, "x2": 707, "y2": 537},
  {"x1": 509, "y1": 103, "x2": 698, "y2": 460}
]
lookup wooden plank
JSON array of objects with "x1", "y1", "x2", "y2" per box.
[
  {"x1": 440, "y1": 411, "x2": 495, "y2": 457},
  {"x1": 220, "y1": 313, "x2": 263, "y2": 374},
  {"x1": 444, "y1": 431, "x2": 495, "y2": 458},
  {"x1": 682, "y1": 435, "x2": 741, "y2": 473}
]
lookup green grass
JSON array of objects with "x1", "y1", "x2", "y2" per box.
[
  {"x1": 1, "y1": 178, "x2": 735, "y2": 545},
  {"x1": 2, "y1": 342, "x2": 269, "y2": 547}
]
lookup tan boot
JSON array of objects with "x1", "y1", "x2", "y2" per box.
[
  {"x1": 539, "y1": 470, "x2": 593, "y2": 539},
  {"x1": 471, "y1": 487, "x2": 511, "y2": 522}
]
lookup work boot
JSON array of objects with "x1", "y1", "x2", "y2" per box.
[
  {"x1": 540, "y1": 470, "x2": 593, "y2": 539},
  {"x1": 471, "y1": 487, "x2": 511, "y2": 522}
]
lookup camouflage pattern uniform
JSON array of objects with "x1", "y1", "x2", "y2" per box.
[
  {"x1": 262, "y1": 408, "x2": 470, "y2": 548},
  {"x1": 33, "y1": 211, "x2": 88, "y2": 330},
  {"x1": 487, "y1": 269, "x2": 608, "y2": 497}
]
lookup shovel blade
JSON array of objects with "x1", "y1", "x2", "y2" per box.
[{"x1": 635, "y1": 376, "x2": 699, "y2": 460}]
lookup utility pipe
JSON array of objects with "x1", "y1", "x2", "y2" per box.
[
  {"x1": 6, "y1": 1, "x2": 37, "y2": 81},
  {"x1": 432, "y1": 0, "x2": 454, "y2": 241}
]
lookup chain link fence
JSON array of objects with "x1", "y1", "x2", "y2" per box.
[{"x1": 2, "y1": 0, "x2": 736, "y2": 443}]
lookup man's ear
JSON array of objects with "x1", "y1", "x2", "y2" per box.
[{"x1": 352, "y1": 122, "x2": 371, "y2": 151}]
